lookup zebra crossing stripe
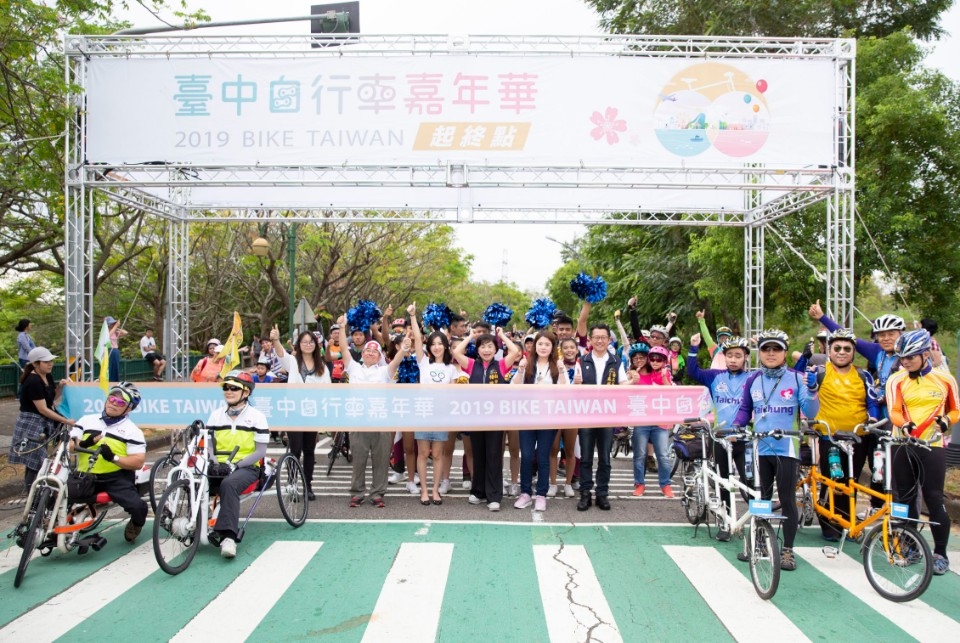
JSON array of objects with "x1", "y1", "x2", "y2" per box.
[
  {"x1": 361, "y1": 543, "x2": 454, "y2": 643},
  {"x1": 0, "y1": 541, "x2": 157, "y2": 642},
  {"x1": 172, "y1": 541, "x2": 322, "y2": 642},
  {"x1": 533, "y1": 544, "x2": 623, "y2": 643},
  {"x1": 0, "y1": 545, "x2": 38, "y2": 576},
  {"x1": 663, "y1": 546, "x2": 809, "y2": 643},
  {"x1": 794, "y1": 547, "x2": 959, "y2": 640}
]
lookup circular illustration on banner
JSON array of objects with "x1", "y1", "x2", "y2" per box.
[{"x1": 653, "y1": 63, "x2": 770, "y2": 158}]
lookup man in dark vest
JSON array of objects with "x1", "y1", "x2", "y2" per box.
[{"x1": 574, "y1": 323, "x2": 627, "y2": 511}]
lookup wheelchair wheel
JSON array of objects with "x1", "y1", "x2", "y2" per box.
[
  {"x1": 153, "y1": 479, "x2": 200, "y2": 575},
  {"x1": 863, "y1": 522, "x2": 932, "y2": 602},
  {"x1": 15, "y1": 486, "x2": 53, "y2": 588},
  {"x1": 149, "y1": 454, "x2": 180, "y2": 513},
  {"x1": 749, "y1": 518, "x2": 781, "y2": 600},
  {"x1": 277, "y1": 454, "x2": 309, "y2": 527}
]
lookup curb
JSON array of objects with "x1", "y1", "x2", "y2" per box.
[{"x1": 0, "y1": 432, "x2": 173, "y2": 502}]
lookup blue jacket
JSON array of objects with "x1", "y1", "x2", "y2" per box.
[
  {"x1": 686, "y1": 349, "x2": 749, "y2": 430},
  {"x1": 733, "y1": 369, "x2": 820, "y2": 458},
  {"x1": 819, "y1": 315, "x2": 897, "y2": 418}
]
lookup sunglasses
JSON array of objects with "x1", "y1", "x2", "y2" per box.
[
  {"x1": 222, "y1": 384, "x2": 245, "y2": 392},
  {"x1": 648, "y1": 355, "x2": 666, "y2": 362},
  {"x1": 831, "y1": 345, "x2": 854, "y2": 353},
  {"x1": 759, "y1": 345, "x2": 785, "y2": 353},
  {"x1": 107, "y1": 395, "x2": 128, "y2": 407}
]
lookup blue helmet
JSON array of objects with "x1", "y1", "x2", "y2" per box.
[
  {"x1": 629, "y1": 343, "x2": 650, "y2": 357},
  {"x1": 894, "y1": 329, "x2": 931, "y2": 358}
]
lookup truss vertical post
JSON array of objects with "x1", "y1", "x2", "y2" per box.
[
  {"x1": 165, "y1": 170, "x2": 191, "y2": 381},
  {"x1": 826, "y1": 44, "x2": 856, "y2": 327}
]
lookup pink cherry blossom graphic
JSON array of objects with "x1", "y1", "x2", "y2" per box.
[{"x1": 590, "y1": 107, "x2": 627, "y2": 144}]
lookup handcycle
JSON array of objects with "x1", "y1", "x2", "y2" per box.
[
  {"x1": 679, "y1": 419, "x2": 794, "y2": 600},
  {"x1": 8, "y1": 425, "x2": 148, "y2": 588},
  {"x1": 796, "y1": 418, "x2": 934, "y2": 602},
  {"x1": 325, "y1": 430, "x2": 352, "y2": 476},
  {"x1": 152, "y1": 420, "x2": 309, "y2": 575}
]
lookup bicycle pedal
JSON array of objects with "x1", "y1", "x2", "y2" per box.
[{"x1": 821, "y1": 546, "x2": 839, "y2": 559}]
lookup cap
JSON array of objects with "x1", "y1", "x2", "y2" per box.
[
  {"x1": 105, "y1": 316, "x2": 117, "y2": 326},
  {"x1": 524, "y1": 334, "x2": 536, "y2": 342},
  {"x1": 27, "y1": 347, "x2": 56, "y2": 362},
  {"x1": 391, "y1": 318, "x2": 407, "y2": 327},
  {"x1": 257, "y1": 353, "x2": 272, "y2": 365},
  {"x1": 363, "y1": 340, "x2": 383, "y2": 355},
  {"x1": 206, "y1": 338, "x2": 222, "y2": 347}
]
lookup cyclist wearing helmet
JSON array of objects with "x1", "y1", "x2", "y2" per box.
[
  {"x1": 191, "y1": 338, "x2": 226, "y2": 383},
  {"x1": 806, "y1": 329, "x2": 881, "y2": 540},
  {"x1": 733, "y1": 329, "x2": 820, "y2": 571},
  {"x1": 206, "y1": 370, "x2": 269, "y2": 559},
  {"x1": 809, "y1": 300, "x2": 903, "y2": 418},
  {"x1": 626, "y1": 344, "x2": 675, "y2": 498},
  {"x1": 70, "y1": 382, "x2": 147, "y2": 543},
  {"x1": 667, "y1": 336, "x2": 685, "y2": 379},
  {"x1": 886, "y1": 329, "x2": 958, "y2": 575},
  {"x1": 686, "y1": 334, "x2": 751, "y2": 540},
  {"x1": 694, "y1": 310, "x2": 735, "y2": 369}
]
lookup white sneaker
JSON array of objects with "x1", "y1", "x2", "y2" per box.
[
  {"x1": 439, "y1": 479, "x2": 451, "y2": 495},
  {"x1": 220, "y1": 538, "x2": 237, "y2": 559},
  {"x1": 514, "y1": 493, "x2": 533, "y2": 509},
  {"x1": 546, "y1": 484, "x2": 558, "y2": 498},
  {"x1": 468, "y1": 494, "x2": 484, "y2": 505},
  {"x1": 405, "y1": 481, "x2": 418, "y2": 494},
  {"x1": 572, "y1": 480, "x2": 580, "y2": 491},
  {"x1": 508, "y1": 483, "x2": 520, "y2": 497},
  {"x1": 564, "y1": 484, "x2": 575, "y2": 498},
  {"x1": 488, "y1": 502, "x2": 501, "y2": 512},
  {"x1": 388, "y1": 471, "x2": 405, "y2": 485},
  {"x1": 462, "y1": 480, "x2": 472, "y2": 491},
  {"x1": 856, "y1": 507, "x2": 878, "y2": 521},
  {"x1": 413, "y1": 473, "x2": 420, "y2": 484}
]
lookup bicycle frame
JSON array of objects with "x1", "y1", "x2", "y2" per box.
[
  {"x1": 699, "y1": 430, "x2": 764, "y2": 538},
  {"x1": 162, "y1": 426, "x2": 215, "y2": 546}
]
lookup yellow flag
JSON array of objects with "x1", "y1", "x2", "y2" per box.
[
  {"x1": 95, "y1": 320, "x2": 112, "y2": 394},
  {"x1": 218, "y1": 311, "x2": 243, "y2": 378}
]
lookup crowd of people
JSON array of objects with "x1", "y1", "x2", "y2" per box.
[{"x1": 7, "y1": 298, "x2": 957, "y2": 571}]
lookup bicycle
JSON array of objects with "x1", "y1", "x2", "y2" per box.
[
  {"x1": 325, "y1": 430, "x2": 352, "y2": 476},
  {"x1": 9, "y1": 426, "x2": 131, "y2": 588},
  {"x1": 148, "y1": 427, "x2": 188, "y2": 512},
  {"x1": 679, "y1": 419, "x2": 792, "y2": 600},
  {"x1": 796, "y1": 419, "x2": 934, "y2": 602},
  {"x1": 152, "y1": 420, "x2": 309, "y2": 575}
]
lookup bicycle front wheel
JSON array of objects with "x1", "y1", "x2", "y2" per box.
[
  {"x1": 749, "y1": 518, "x2": 781, "y2": 600},
  {"x1": 862, "y1": 522, "x2": 933, "y2": 602},
  {"x1": 277, "y1": 453, "x2": 309, "y2": 527},
  {"x1": 153, "y1": 478, "x2": 200, "y2": 575},
  {"x1": 14, "y1": 486, "x2": 53, "y2": 588},
  {"x1": 148, "y1": 454, "x2": 180, "y2": 513}
]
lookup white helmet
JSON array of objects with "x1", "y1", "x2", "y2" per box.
[{"x1": 871, "y1": 315, "x2": 905, "y2": 333}]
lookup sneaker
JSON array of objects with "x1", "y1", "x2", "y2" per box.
[
  {"x1": 514, "y1": 493, "x2": 533, "y2": 509},
  {"x1": 633, "y1": 484, "x2": 646, "y2": 497},
  {"x1": 780, "y1": 548, "x2": 797, "y2": 571},
  {"x1": 534, "y1": 496, "x2": 547, "y2": 512},
  {"x1": 856, "y1": 507, "x2": 879, "y2": 521},
  {"x1": 439, "y1": 479, "x2": 451, "y2": 495},
  {"x1": 462, "y1": 480, "x2": 472, "y2": 491},
  {"x1": 221, "y1": 538, "x2": 237, "y2": 559},
  {"x1": 661, "y1": 485, "x2": 675, "y2": 499},
  {"x1": 413, "y1": 473, "x2": 420, "y2": 484},
  {"x1": 546, "y1": 484, "x2": 558, "y2": 498},
  {"x1": 572, "y1": 480, "x2": 580, "y2": 491},
  {"x1": 388, "y1": 471, "x2": 405, "y2": 485},
  {"x1": 508, "y1": 483, "x2": 520, "y2": 497},
  {"x1": 124, "y1": 521, "x2": 143, "y2": 543},
  {"x1": 716, "y1": 529, "x2": 731, "y2": 542},
  {"x1": 487, "y1": 502, "x2": 501, "y2": 512},
  {"x1": 468, "y1": 494, "x2": 484, "y2": 505},
  {"x1": 736, "y1": 551, "x2": 749, "y2": 563},
  {"x1": 405, "y1": 481, "x2": 419, "y2": 494},
  {"x1": 564, "y1": 484, "x2": 575, "y2": 498},
  {"x1": 933, "y1": 554, "x2": 950, "y2": 576}
]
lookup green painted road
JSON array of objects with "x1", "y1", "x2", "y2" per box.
[{"x1": 1, "y1": 520, "x2": 958, "y2": 642}]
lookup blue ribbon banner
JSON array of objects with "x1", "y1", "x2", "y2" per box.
[{"x1": 61, "y1": 383, "x2": 713, "y2": 432}]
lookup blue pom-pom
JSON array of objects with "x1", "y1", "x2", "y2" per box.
[
  {"x1": 396, "y1": 356, "x2": 420, "y2": 383},
  {"x1": 525, "y1": 298, "x2": 557, "y2": 329},
  {"x1": 465, "y1": 340, "x2": 478, "y2": 359},
  {"x1": 569, "y1": 273, "x2": 608, "y2": 304},
  {"x1": 422, "y1": 303, "x2": 453, "y2": 330},
  {"x1": 483, "y1": 302, "x2": 513, "y2": 328},
  {"x1": 346, "y1": 299, "x2": 383, "y2": 332}
]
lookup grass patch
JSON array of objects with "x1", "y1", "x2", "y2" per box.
[{"x1": 947, "y1": 467, "x2": 960, "y2": 499}]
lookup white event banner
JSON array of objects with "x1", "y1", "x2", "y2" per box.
[{"x1": 86, "y1": 56, "x2": 836, "y2": 167}]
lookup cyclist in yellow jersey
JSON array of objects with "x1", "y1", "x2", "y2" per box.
[
  {"x1": 206, "y1": 370, "x2": 269, "y2": 559},
  {"x1": 885, "y1": 329, "x2": 958, "y2": 575},
  {"x1": 71, "y1": 382, "x2": 147, "y2": 543}
]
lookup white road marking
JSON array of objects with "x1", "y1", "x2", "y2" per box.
[
  {"x1": 663, "y1": 546, "x2": 808, "y2": 643},
  {"x1": 533, "y1": 544, "x2": 623, "y2": 643},
  {"x1": 361, "y1": 542, "x2": 454, "y2": 643}
]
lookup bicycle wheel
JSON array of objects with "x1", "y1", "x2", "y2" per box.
[
  {"x1": 797, "y1": 485, "x2": 814, "y2": 527},
  {"x1": 277, "y1": 453, "x2": 309, "y2": 527},
  {"x1": 749, "y1": 518, "x2": 781, "y2": 600},
  {"x1": 862, "y1": 522, "x2": 933, "y2": 602},
  {"x1": 326, "y1": 436, "x2": 339, "y2": 476},
  {"x1": 14, "y1": 486, "x2": 53, "y2": 588},
  {"x1": 669, "y1": 450, "x2": 681, "y2": 479},
  {"x1": 148, "y1": 454, "x2": 180, "y2": 513},
  {"x1": 153, "y1": 478, "x2": 200, "y2": 575},
  {"x1": 683, "y1": 465, "x2": 706, "y2": 525}
]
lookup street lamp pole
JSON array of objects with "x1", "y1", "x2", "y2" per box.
[{"x1": 287, "y1": 222, "x2": 297, "y2": 338}]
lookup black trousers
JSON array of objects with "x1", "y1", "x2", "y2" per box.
[
  {"x1": 470, "y1": 431, "x2": 504, "y2": 503},
  {"x1": 95, "y1": 470, "x2": 148, "y2": 527},
  {"x1": 757, "y1": 455, "x2": 799, "y2": 549},
  {"x1": 891, "y1": 445, "x2": 951, "y2": 557},
  {"x1": 287, "y1": 431, "x2": 317, "y2": 487}
]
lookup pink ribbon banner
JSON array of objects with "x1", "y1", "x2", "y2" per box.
[{"x1": 62, "y1": 383, "x2": 714, "y2": 432}]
